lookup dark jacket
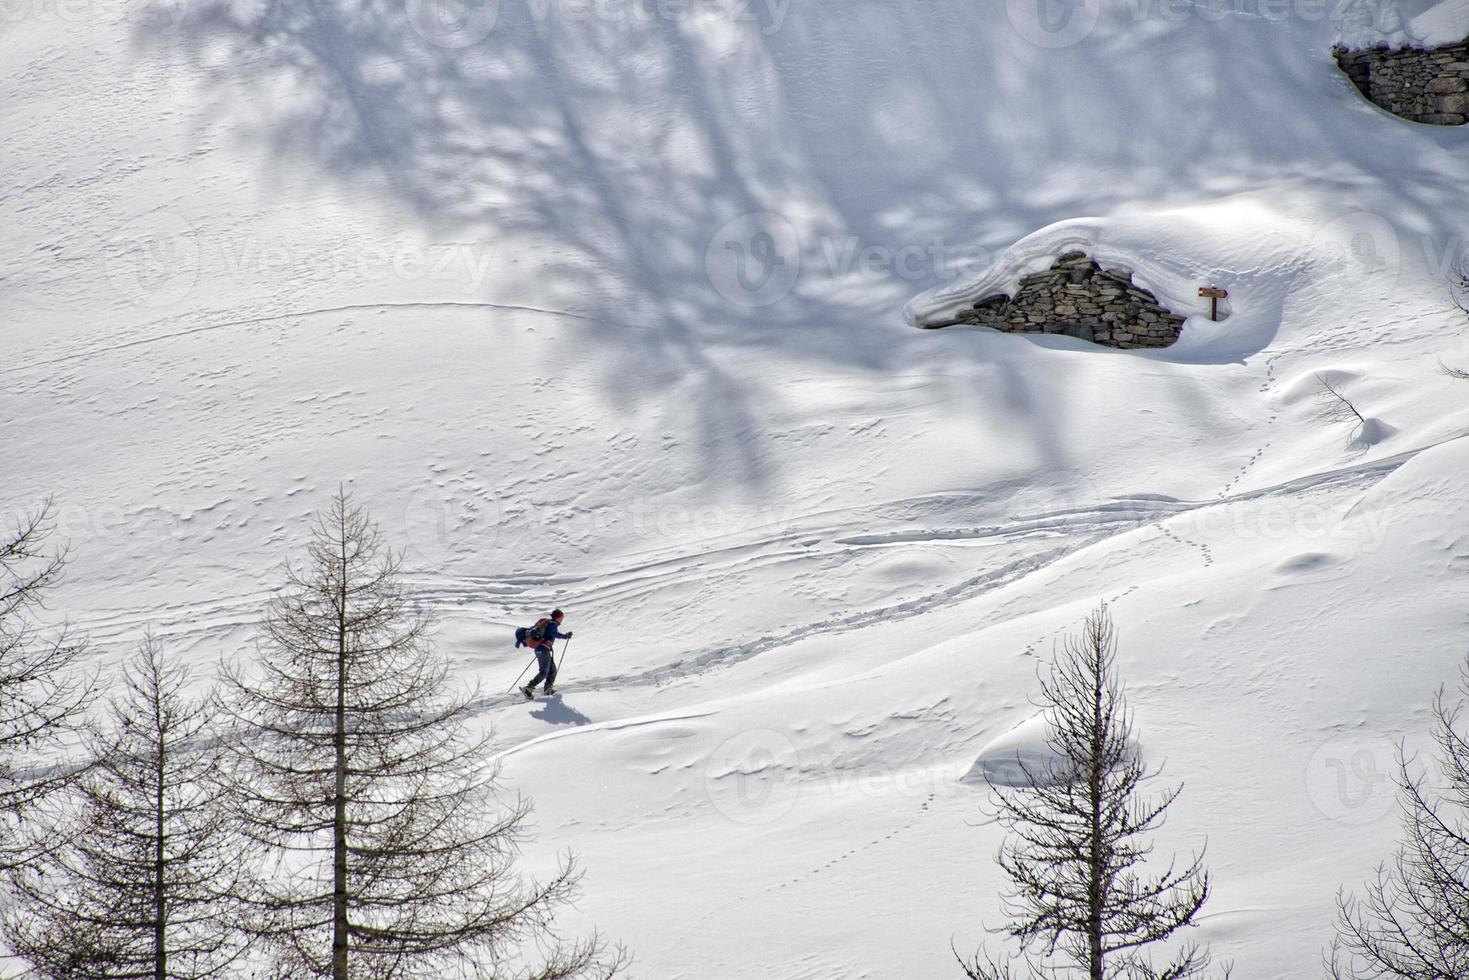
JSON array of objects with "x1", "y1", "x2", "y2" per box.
[{"x1": 537, "y1": 617, "x2": 569, "y2": 646}]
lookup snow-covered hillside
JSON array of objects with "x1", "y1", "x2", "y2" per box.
[{"x1": 6, "y1": 0, "x2": 1469, "y2": 975}]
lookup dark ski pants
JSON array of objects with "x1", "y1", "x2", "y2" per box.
[{"x1": 527, "y1": 646, "x2": 557, "y2": 690}]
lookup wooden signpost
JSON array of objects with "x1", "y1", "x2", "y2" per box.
[{"x1": 1199, "y1": 286, "x2": 1228, "y2": 321}]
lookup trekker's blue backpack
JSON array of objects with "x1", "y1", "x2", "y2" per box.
[{"x1": 514, "y1": 617, "x2": 553, "y2": 649}]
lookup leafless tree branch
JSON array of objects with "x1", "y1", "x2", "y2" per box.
[
  {"x1": 1450, "y1": 259, "x2": 1469, "y2": 320},
  {"x1": 221, "y1": 489, "x2": 626, "y2": 979},
  {"x1": 1332, "y1": 662, "x2": 1469, "y2": 978},
  {"x1": 1316, "y1": 373, "x2": 1367, "y2": 430},
  {"x1": 1437, "y1": 360, "x2": 1469, "y2": 382},
  {"x1": 0, "y1": 497, "x2": 95, "y2": 872},
  {"x1": 958, "y1": 606, "x2": 1227, "y2": 980},
  {"x1": 3, "y1": 633, "x2": 253, "y2": 978}
]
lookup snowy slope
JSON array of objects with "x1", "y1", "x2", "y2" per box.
[{"x1": 6, "y1": 0, "x2": 1469, "y2": 976}]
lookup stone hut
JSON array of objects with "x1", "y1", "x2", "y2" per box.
[
  {"x1": 1335, "y1": 39, "x2": 1469, "y2": 125},
  {"x1": 925, "y1": 252, "x2": 1186, "y2": 350}
]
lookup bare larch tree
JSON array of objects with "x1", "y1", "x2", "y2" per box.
[
  {"x1": 1450, "y1": 258, "x2": 1469, "y2": 320},
  {"x1": 1332, "y1": 659, "x2": 1469, "y2": 979},
  {"x1": 0, "y1": 498, "x2": 93, "y2": 870},
  {"x1": 221, "y1": 489, "x2": 622, "y2": 980},
  {"x1": 1438, "y1": 360, "x2": 1469, "y2": 382},
  {"x1": 1440, "y1": 259, "x2": 1469, "y2": 376},
  {"x1": 4, "y1": 633, "x2": 250, "y2": 979},
  {"x1": 1315, "y1": 373, "x2": 1368, "y2": 436},
  {"x1": 960, "y1": 605, "x2": 1224, "y2": 980}
]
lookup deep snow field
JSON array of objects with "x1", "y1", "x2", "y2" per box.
[{"x1": 7, "y1": 0, "x2": 1469, "y2": 975}]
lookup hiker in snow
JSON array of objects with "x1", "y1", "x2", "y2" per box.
[{"x1": 520, "y1": 609, "x2": 572, "y2": 699}]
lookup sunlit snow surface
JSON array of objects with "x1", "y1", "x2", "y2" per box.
[{"x1": 6, "y1": 0, "x2": 1469, "y2": 975}]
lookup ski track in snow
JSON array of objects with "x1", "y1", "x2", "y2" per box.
[
  {"x1": 555, "y1": 445, "x2": 1410, "y2": 693},
  {"x1": 69, "y1": 440, "x2": 1429, "y2": 705},
  {"x1": 1, "y1": 301, "x2": 597, "y2": 375},
  {"x1": 14, "y1": 2, "x2": 1469, "y2": 973}
]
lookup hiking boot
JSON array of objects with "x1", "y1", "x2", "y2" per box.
[
  {"x1": 521, "y1": 685, "x2": 535, "y2": 700},
  {"x1": 543, "y1": 685, "x2": 556, "y2": 696}
]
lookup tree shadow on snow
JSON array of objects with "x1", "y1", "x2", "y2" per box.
[{"x1": 132, "y1": 0, "x2": 1469, "y2": 482}]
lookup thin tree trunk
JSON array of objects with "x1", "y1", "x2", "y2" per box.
[
  {"x1": 214, "y1": 491, "x2": 621, "y2": 980},
  {"x1": 155, "y1": 717, "x2": 167, "y2": 980},
  {"x1": 959, "y1": 607, "x2": 1217, "y2": 980},
  {"x1": 332, "y1": 529, "x2": 350, "y2": 980},
  {"x1": 1088, "y1": 636, "x2": 1105, "y2": 980}
]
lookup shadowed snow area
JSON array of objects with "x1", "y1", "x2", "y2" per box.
[
  {"x1": 966, "y1": 712, "x2": 1069, "y2": 789},
  {"x1": 6, "y1": 0, "x2": 1469, "y2": 975}
]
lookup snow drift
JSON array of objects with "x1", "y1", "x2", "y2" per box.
[{"x1": 6, "y1": 0, "x2": 1469, "y2": 976}]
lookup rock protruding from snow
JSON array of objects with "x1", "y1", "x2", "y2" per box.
[
  {"x1": 922, "y1": 251, "x2": 1187, "y2": 349},
  {"x1": 1336, "y1": 39, "x2": 1469, "y2": 125}
]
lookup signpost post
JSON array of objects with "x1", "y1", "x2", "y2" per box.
[{"x1": 1199, "y1": 286, "x2": 1228, "y2": 321}]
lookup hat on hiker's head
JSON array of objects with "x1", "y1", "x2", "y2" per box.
[{"x1": 552, "y1": 609, "x2": 565, "y2": 620}]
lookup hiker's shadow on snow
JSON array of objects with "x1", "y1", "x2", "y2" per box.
[{"x1": 530, "y1": 695, "x2": 592, "y2": 727}]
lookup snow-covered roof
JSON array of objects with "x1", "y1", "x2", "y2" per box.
[
  {"x1": 1336, "y1": 0, "x2": 1469, "y2": 49},
  {"x1": 1407, "y1": 0, "x2": 1469, "y2": 45}
]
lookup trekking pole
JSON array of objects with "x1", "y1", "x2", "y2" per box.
[
  {"x1": 554, "y1": 636, "x2": 572, "y2": 676},
  {"x1": 508, "y1": 655, "x2": 537, "y2": 694}
]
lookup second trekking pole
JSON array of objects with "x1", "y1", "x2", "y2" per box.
[{"x1": 554, "y1": 636, "x2": 572, "y2": 680}]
